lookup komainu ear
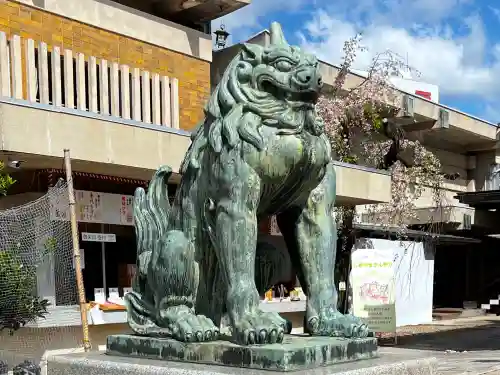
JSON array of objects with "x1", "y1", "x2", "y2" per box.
[
  {"x1": 241, "y1": 43, "x2": 262, "y2": 64},
  {"x1": 270, "y1": 22, "x2": 288, "y2": 47}
]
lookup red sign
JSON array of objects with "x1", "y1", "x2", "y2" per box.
[{"x1": 415, "y1": 90, "x2": 432, "y2": 100}]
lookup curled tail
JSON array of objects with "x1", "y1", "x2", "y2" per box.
[
  {"x1": 125, "y1": 165, "x2": 173, "y2": 335},
  {"x1": 133, "y1": 165, "x2": 173, "y2": 287}
]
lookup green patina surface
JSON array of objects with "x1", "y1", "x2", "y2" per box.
[
  {"x1": 122, "y1": 21, "x2": 373, "y2": 350},
  {"x1": 106, "y1": 334, "x2": 378, "y2": 372}
]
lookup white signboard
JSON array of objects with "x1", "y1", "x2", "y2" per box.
[
  {"x1": 82, "y1": 232, "x2": 117, "y2": 243},
  {"x1": 75, "y1": 191, "x2": 103, "y2": 223},
  {"x1": 50, "y1": 190, "x2": 135, "y2": 226},
  {"x1": 119, "y1": 195, "x2": 134, "y2": 225},
  {"x1": 351, "y1": 248, "x2": 396, "y2": 333}
]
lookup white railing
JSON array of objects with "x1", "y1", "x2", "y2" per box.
[{"x1": 0, "y1": 31, "x2": 180, "y2": 129}]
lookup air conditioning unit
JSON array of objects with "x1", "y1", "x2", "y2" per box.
[
  {"x1": 438, "y1": 108, "x2": 450, "y2": 129},
  {"x1": 402, "y1": 95, "x2": 414, "y2": 117}
]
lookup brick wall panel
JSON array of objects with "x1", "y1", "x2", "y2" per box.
[{"x1": 0, "y1": 0, "x2": 209, "y2": 130}]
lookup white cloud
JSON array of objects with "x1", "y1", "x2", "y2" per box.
[{"x1": 298, "y1": 6, "x2": 500, "y2": 98}]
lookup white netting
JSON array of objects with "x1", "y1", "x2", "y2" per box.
[{"x1": 0, "y1": 179, "x2": 80, "y2": 369}]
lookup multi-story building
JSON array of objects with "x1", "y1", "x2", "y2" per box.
[
  {"x1": 212, "y1": 27, "x2": 500, "y2": 321},
  {"x1": 0, "y1": 0, "x2": 253, "y2": 364}
]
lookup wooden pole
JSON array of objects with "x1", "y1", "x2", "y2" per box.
[{"x1": 64, "y1": 149, "x2": 91, "y2": 351}]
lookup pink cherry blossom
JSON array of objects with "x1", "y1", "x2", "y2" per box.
[{"x1": 317, "y1": 35, "x2": 444, "y2": 235}]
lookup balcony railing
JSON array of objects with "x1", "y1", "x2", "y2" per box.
[{"x1": 0, "y1": 31, "x2": 180, "y2": 128}]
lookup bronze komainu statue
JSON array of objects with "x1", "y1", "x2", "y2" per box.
[{"x1": 125, "y1": 22, "x2": 370, "y2": 346}]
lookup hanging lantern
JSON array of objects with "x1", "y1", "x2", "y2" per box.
[{"x1": 214, "y1": 23, "x2": 230, "y2": 49}]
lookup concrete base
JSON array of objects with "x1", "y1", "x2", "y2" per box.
[
  {"x1": 46, "y1": 351, "x2": 438, "y2": 375},
  {"x1": 106, "y1": 334, "x2": 378, "y2": 372}
]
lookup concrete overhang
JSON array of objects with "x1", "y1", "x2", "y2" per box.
[
  {"x1": 404, "y1": 97, "x2": 498, "y2": 152},
  {"x1": 0, "y1": 97, "x2": 392, "y2": 206},
  {"x1": 360, "y1": 205, "x2": 474, "y2": 230},
  {"x1": 0, "y1": 98, "x2": 191, "y2": 181},
  {"x1": 332, "y1": 161, "x2": 391, "y2": 206},
  {"x1": 126, "y1": 0, "x2": 251, "y2": 23},
  {"x1": 411, "y1": 205, "x2": 475, "y2": 229}
]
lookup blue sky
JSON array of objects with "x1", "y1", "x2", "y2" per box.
[{"x1": 213, "y1": 0, "x2": 500, "y2": 124}]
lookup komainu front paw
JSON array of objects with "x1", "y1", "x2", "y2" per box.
[
  {"x1": 307, "y1": 307, "x2": 370, "y2": 338},
  {"x1": 171, "y1": 313, "x2": 220, "y2": 342},
  {"x1": 232, "y1": 311, "x2": 286, "y2": 345},
  {"x1": 157, "y1": 306, "x2": 220, "y2": 342}
]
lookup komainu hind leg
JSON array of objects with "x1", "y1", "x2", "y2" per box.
[
  {"x1": 124, "y1": 165, "x2": 219, "y2": 342},
  {"x1": 150, "y1": 230, "x2": 219, "y2": 342},
  {"x1": 277, "y1": 163, "x2": 370, "y2": 338}
]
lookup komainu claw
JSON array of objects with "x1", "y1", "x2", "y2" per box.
[{"x1": 307, "y1": 309, "x2": 372, "y2": 339}]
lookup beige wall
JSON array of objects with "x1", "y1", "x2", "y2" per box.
[
  {"x1": 334, "y1": 163, "x2": 391, "y2": 206},
  {"x1": 357, "y1": 144, "x2": 498, "y2": 227},
  {"x1": 0, "y1": 1, "x2": 211, "y2": 130},
  {"x1": 0, "y1": 101, "x2": 191, "y2": 178},
  {"x1": 412, "y1": 148, "x2": 468, "y2": 211},
  {"x1": 12, "y1": 0, "x2": 212, "y2": 61},
  {"x1": 472, "y1": 150, "x2": 497, "y2": 192}
]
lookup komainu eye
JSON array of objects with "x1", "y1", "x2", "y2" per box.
[{"x1": 275, "y1": 60, "x2": 292, "y2": 71}]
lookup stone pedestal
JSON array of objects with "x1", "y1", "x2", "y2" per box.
[
  {"x1": 46, "y1": 350, "x2": 438, "y2": 375},
  {"x1": 106, "y1": 334, "x2": 377, "y2": 372}
]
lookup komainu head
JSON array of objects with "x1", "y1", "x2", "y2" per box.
[{"x1": 206, "y1": 22, "x2": 324, "y2": 152}]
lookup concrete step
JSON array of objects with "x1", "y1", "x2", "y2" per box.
[
  {"x1": 460, "y1": 308, "x2": 487, "y2": 318},
  {"x1": 433, "y1": 308, "x2": 487, "y2": 320}
]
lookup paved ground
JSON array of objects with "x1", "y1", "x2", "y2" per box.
[
  {"x1": 378, "y1": 315, "x2": 500, "y2": 374},
  {"x1": 9, "y1": 315, "x2": 500, "y2": 374}
]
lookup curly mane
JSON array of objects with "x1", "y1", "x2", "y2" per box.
[{"x1": 180, "y1": 27, "x2": 322, "y2": 176}]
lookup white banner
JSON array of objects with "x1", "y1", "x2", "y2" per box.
[
  {"x1": 350, "y1": 248, "x2": 396, "y2": 333},
  {"x1": 366, "y1": 239, "x2": 434, "y2": 327}
]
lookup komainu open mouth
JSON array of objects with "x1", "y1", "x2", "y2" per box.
[
  {"x1": 260, "y1": 80, "x2": 320, "y2": 104},
  {"x1": 286, "y1": 90, "x2": 320, "y2": 104}
]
